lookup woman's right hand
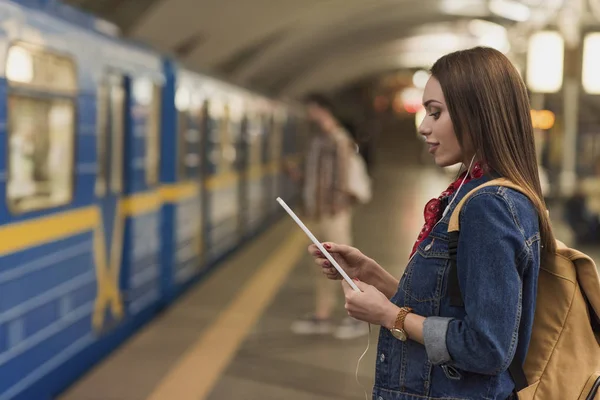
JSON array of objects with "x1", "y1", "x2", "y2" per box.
[{"x1": 307, "y1": 242, "x2": 371, "y2": 282}]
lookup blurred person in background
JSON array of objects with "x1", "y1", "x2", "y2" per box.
[
  {"x1": 341, "y1": 118, "x2": 375, "y2": 175},
  {"x1": 308, "y1": 47, "x2": 552, "y2": 399},
  {"x1": 284, "y1": 93, "x2": 369, "y2": 339}
]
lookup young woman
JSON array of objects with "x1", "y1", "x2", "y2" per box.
[{"x1": 308, "y1": 47, "x2": 554, "y2": 400}]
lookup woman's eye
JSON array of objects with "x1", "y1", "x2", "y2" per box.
[{"x1": 429, "y1": 111, "x2": 441, "y2": 119}]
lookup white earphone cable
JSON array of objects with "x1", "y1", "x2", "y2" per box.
[
  {"x1": 355, "y1": 323, "x2": 372, "y2": 400},
  {"x1": 442, "y1": 154, "x2": 476, "y2": 218},
  {"x1": 354, "y1": 155, "x2": 477, "y2": 399}
]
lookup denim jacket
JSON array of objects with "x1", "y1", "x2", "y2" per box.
[{"x1": 373, "y1": 176, "x2": 541, "y2": 400}]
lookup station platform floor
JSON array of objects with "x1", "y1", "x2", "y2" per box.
[{"x1": 57, "y1": 133, "x2": 600, "y2": 400}]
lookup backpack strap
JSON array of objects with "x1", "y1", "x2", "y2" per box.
[
  {"x1": 447, "y1": 178, "x2": 530, "y2": 392},
  {"x1": 447, "y1": 178, "x2": 527, "y2": 306},
  {"x1": 447, "y1": 178, "x2": 526, "y2": 233}
]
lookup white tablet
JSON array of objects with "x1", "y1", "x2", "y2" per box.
[{"x1": 276, "y1": 197, "x2": 360, "y2": 292}]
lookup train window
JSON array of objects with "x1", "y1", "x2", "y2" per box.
[
  {"x1": 109, "y1": 77, "x2": 125, "y2": 193},
  {"x1": 6, "y1": 43, "x2": 76, "y2": 94},
  {"x1": 95, "y1": 74, "x2": 126, "y2": 196},
  {"x1": 176, "y1": 86, "x2": 201, "y2": 180},
  {"x1": 270, "y1": 110, "x2": 285, "y2": 161},
  {"x1": 177, "y1": 104, "x2": 189, "y2": 179},
  {"x1": 212, "y1": 101, "x2": 242, "y2": 174},
  {"x1": 7, "y1": 96, "x2": 75, "y2": 212},
  {"x1": 95, "y1": 82, "x2": 109, "y2": 197},
  {"x1": 261, "y1": 114, "x2": 272, "y2": 164},
  {"x1": 6, "y1": 44, "x2": 77, "y2": 213},
  {"x1": 247, "y1": 113, "x2": 263, "y2": 166},
  {"x1": 145, "y1": 82, "x2": 161, "y2": 186}
]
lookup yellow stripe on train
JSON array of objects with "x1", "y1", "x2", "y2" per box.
[
  {"x1": 0, "y1": 182, "x2": 201, "y2": 257},
  {"x1": 0, "y1": 159, "x2": 293, "y2": 256},
  {"x1": 0, "y1": 206, "x2": 99, "y2": 256}
]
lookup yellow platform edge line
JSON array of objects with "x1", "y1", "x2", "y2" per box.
[{"x1": 146, "y1": 230, "x2": 308, "y2": 400}]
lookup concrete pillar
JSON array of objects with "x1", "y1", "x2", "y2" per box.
[
  {"x1": 530, "y1": 92, "x2": 545, "y2": 165},
  {"x1": 559, "y1": 39, "x2": 583, "y2": 197}
]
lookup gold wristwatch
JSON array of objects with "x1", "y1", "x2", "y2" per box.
[{"x1": 390, "y1": 307, "x2": 413, "y2": 341}]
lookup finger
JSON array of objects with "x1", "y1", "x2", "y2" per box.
[
  {"x1": 352, "y1": 279, "x2": 370, "y2": 292},
  {"x1": 308, "y1": 244, "x2": 321, "y2": 256},
  {"x1": 323, "y1": 266, "x2": 340, "y2": 276},
  {"x1": 344, "y1": 301, "x2": 353, "y2": 313},
  {"x1": 323, "y1": 242, "x2": 352, "y2": 253},
  {"x1": 341, "y1": 280, "x2": 354, "y2": 296},
  {"x1": 324, "y1": 269, "x2": 341, "y2": 280},
  {"x1": 308, "y1": 244, "x2": 325, "y2": 257}
]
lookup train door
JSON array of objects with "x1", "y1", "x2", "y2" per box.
[
  {"x1": 93, "y1": 72, "x2": 127, "y2": 332},
  {"x1": 244, "y1": 105, "x2": 265, "y2": 235},
  {"x1": 173, "y1": 86, "x2": 203, "y2": 284},
  {"x1": 229, "y1": 98, "x2": 245, "y2": 240},
  {"x1": 268, "y1": 109, "x2": 284, "y2": 217},
  {"x1": 260, "y1": 111, "x2": 273, "y2": 221},
  {"x1": 237, "y1": 109, "x2": 250, "y2": 237},
  {"x1": 203, "y1": 94, "x2": 243, "y2": 261},
  {"x1": 281, "y1": 113, "x2": 296, "y2": 201}
]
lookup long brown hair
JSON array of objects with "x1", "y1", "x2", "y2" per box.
[{"x1": 431, "y1": 46, "x2": 556, "y2": 255}]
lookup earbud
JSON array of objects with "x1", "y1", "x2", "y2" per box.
[{"x1": 442, "y1": 205, "x2": 450, "y2": 218}]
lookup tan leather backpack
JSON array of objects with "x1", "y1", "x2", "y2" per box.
[{"x1": 447, "y1": 178, "x2": 600, "y2": 400}]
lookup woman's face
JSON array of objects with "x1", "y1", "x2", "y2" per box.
[{"x1": 418, "y1": 76, "x2": 464, "y2": 167}]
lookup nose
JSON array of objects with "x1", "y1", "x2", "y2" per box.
[{"x1": 418, "y1": 118, "x2": 431, "y2": 138}]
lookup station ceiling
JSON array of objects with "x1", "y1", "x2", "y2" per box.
[{"x1": 64, "y1": 0, "x2": 591, "y2": 98}]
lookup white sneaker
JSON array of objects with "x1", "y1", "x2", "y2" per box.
[
  {"x1": 291, "y1": 314, "x2": 334, "y2": 335},
  {"x1": 333, "y1": 317, "x2": 370, "y2": 339}
]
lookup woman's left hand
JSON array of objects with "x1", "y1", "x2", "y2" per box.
[{"x1": 342, "y1": 279, "x2": 399, "y2": 328}]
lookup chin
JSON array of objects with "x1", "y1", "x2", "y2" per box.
[
  {"x1": 433, "y1": 158, "x2": 452, "y2": 168},
  {"x1": 434, "y1": 154, "x2": 461, "y2": 168}
]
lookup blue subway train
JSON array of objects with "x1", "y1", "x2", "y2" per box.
[{"x1": 0, "y1": 1, "x2": 306, "y2": 399}]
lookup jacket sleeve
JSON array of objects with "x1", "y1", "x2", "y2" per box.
[{"x1": 423, "y1": 191, "x2": 531, "y2": 375}]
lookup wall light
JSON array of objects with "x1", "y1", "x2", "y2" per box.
[
  {"x1": 531, "y1": 109, "x2": 556, "y2": 130},
  {"x1": 399, "y1": 87, "x2": 424, "y2": 113},
  {"x1": 582, "y1": 32, "x2": 600, "y2": 94},
  {"x1": 412, "y1": 70, "x2": 430, "y2": 89},
  {"x1": 526, "y1": 31, "x2": 564, "y2": 93}
]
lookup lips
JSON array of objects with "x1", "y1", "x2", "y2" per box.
[{"x1": 426, "y1": 142, "x2": 440, "y2": 153}]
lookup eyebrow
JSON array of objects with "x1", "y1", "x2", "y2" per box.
[{"x1": 423, "y1": 99, "x2": 442, "y2": 107}]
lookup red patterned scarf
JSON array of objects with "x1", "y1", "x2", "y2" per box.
[{"x1": 409, "y1": 163, "x2": 485, "y2": 258}]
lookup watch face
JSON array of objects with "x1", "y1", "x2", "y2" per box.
[{"x1": 391, "y1": 328, "x2": 407, "y2": 341}]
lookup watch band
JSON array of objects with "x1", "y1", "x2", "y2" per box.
[{"x1": 394, "y1": 307, "x2": 413, "y2": 331}]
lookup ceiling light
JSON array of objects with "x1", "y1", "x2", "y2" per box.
[
  {"x1": 468, "y1": 19, "x2": 510, "y2": 52},
  {"x1": 440, "y1": 0, "x2": 488, "y2": 16},
  {"x1": 489, "y1": 0, "x2": 531, "y2": 22},
  {"x1": 526, "y1": 31, "x2": 564, "y2": 93}
]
